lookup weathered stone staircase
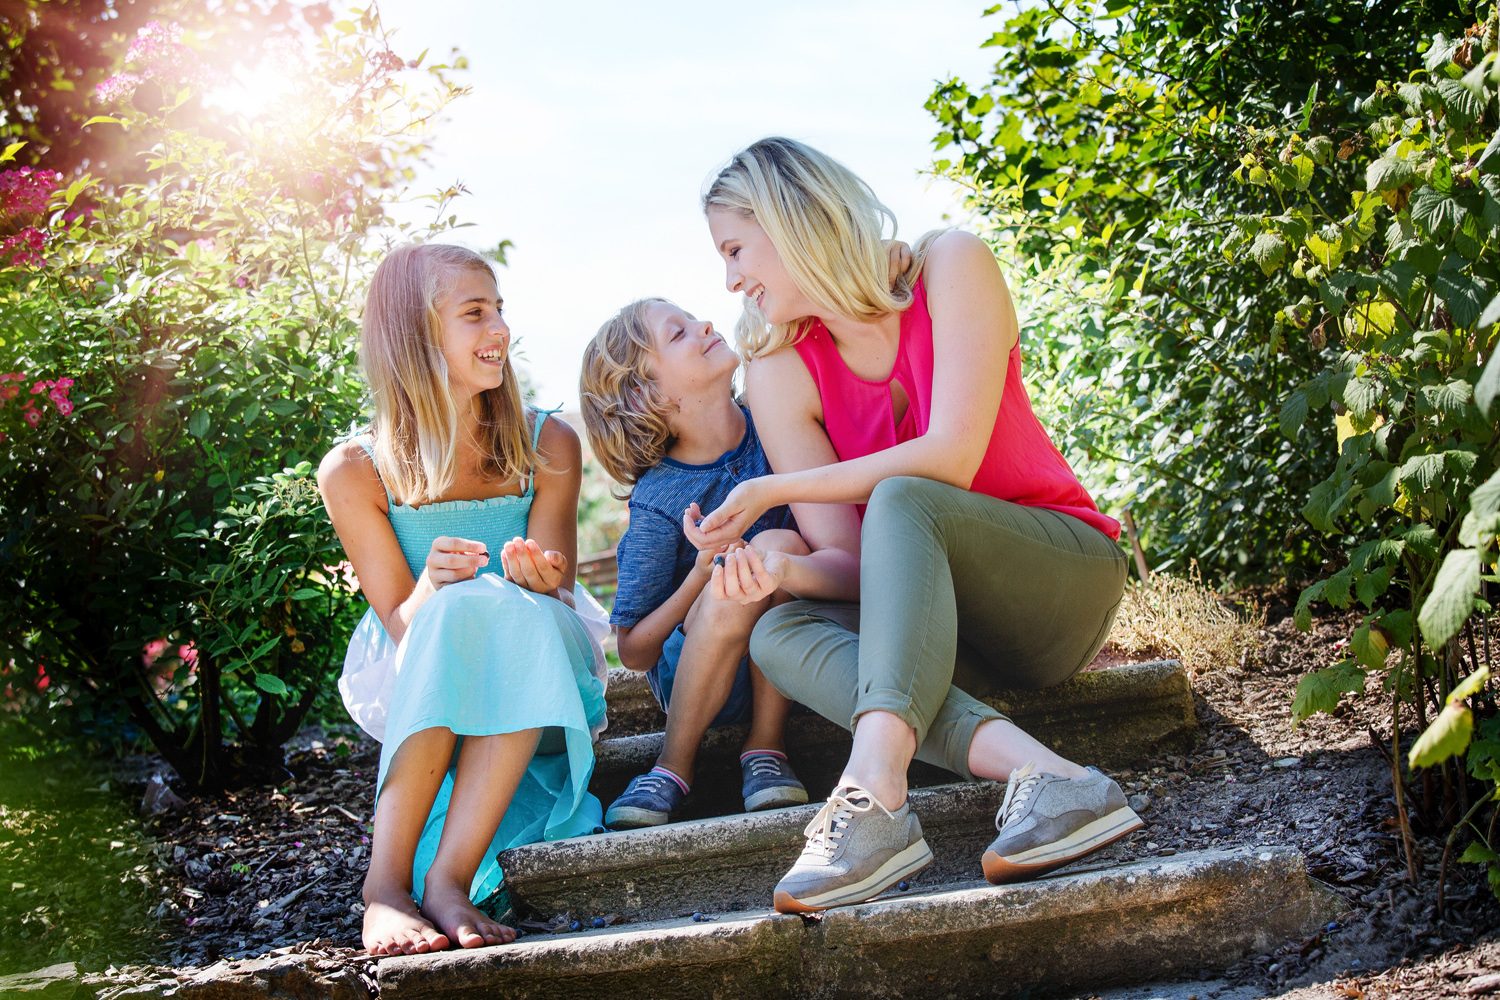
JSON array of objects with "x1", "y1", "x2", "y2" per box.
[{"x1": 374, "y1": 661, "x2": 1338, "y2": 999}]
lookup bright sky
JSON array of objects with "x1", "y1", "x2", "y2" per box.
[{"x1": 375, "y1": 1, "x2": 1003, "y2": 410}]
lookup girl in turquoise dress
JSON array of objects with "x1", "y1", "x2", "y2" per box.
[{"x1": 319, "y1": 243, "x2": 608, "y2": 957}]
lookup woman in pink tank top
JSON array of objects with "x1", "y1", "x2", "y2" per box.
[{"x1": 686, "y1": 137, "x2": 1139, "y2": 914}]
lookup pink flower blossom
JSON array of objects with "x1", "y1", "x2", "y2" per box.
[
  {"x1": 123, "y1": 21, "x2": 201, "y2": 88},
  {"x1": 0, "y1": 385, "x2": 18, "y2": 403},
  {"x1": 0, "y1": 227, "x2": 47, "y2": 267},
  {"x1": 234, "y1": 274, "x2": 250, "y2": 289},
  {"x1": 53, "y1": 377, "x2": 73, "y2": 390},
  {"x1": 142, "y1": 637, "x2": 170, "y2": 667},
  {"x1": 178, "y1": 643, "x2": 198, "y2": 668},
  {"x1": 94, "y1": 72, "x2": 142, "y2": 105},
  {"x1": 54, "y1": 398, "x2": 73, "y2": 416},
  {"x1": 0, "y1": 168, "x2": 59, "y2": 216},
  {"x1": 30, "y1": 380, "x2": 47, "y2": 394},
  {"x1": 22, "y1": 408, "x2": 40, "y2": 428}
]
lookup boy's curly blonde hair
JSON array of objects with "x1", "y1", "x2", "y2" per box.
[{"x1": 578, "y1": 298, "x2": 677, "y2": 494}]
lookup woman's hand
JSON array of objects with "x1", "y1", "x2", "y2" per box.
[
  {"x1": 710, "y1": 544, "x2": 786, "y2": 606},
  {"x1": 501, "y1": 536, "x2": 567, "y2": 596},
  {"x1": 690, "y1": 479, "x2": 774, "y2": 548},
  {"x1": 424, "y1": 536, "x2": 490, "y2": 588}
]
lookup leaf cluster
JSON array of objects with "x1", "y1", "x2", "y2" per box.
[{"x1": 0, "y1": 4, "x2": 472, "y2": 789}]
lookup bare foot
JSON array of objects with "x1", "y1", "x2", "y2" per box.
[
  {"x1": 420, "y1": 880, "x2": 516, "y2": 949},
  {"x1": 362, "y1": 890, "x2": 450, "y2": 956}
]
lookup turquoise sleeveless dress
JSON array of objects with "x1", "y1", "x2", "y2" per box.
[{"x1": 337, "y1": 409, "x2": 608, "y2": 911}]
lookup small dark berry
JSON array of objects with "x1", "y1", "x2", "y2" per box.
[
  {"x1": 713, "y1": 555, "x2": 725, "y2": 567},
  {"x1": 569, "y1": 919, "x2": 581, "y2": 932},
  {"x1": 692, "y1": 911, "x2": 705, "y2": 922},
  {"x1": 897, "y1": 880, "x2": 910, "y2": 891},
  {"x1": 591, "y1": 916, "x2": 605, "y2": 928}
]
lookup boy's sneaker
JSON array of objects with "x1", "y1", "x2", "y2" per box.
[
  {"x1": 981, "y1": 763, "x2": 1144, "y2": 884},
  {"x1": 740, "y1": 750, "x2": 809, "y2": 812},
  {"x1": 772, "y1": 783, "x2": 932, "y2": 914},
  {"x1": 605, "y1": 767, "x2": 688, "y2": 829}
]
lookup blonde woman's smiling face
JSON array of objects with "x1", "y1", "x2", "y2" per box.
[
  {"x1": 707, "y1": 207, "x2": 815, "y2": 325},
  {"x1": 437, "y1": 266, "x2": 510, "y2": 398}
]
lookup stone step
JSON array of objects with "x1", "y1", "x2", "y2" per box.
[
  {"x1": 592, "y1": 659, "x2": 1196, "y2": 818},
  {"x1": 500, "y1": 779, "x2": 1002, "y2": 922},
  {"x1": 378, "y1": 846, "x2": 1337, "y2": 1000}
]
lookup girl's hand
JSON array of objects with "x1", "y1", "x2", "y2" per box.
[
  {"x1": 711, "y1": 544, "x2": 785, "y2": 606},
  {"x1": 885, "y1": 239, "x2": 914, "y2": 286},
  {"x1": 692, "y1": 479, "x2": 772, "y2": 548},
  {"x1": 425, "y1": 536, "x2": 490, "y2": 588},
  {"x1": 501, "y1": 537, "x2": 567, "y2": 596}
]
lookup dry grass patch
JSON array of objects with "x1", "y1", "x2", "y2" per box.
[{"x1": 1104, "y1": 568, "x2": 1266, "y2": 677}]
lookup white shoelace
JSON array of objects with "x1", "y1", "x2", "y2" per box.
[
  {"x1": 801, "y1": 786, "x2": 874, "y2": 860},
  {"x1": 746, "y1": 755, "x2": 784, "y2": 779},
  {"x1": 996, "y1": 761, "x2": 1043, "y2": 831}
]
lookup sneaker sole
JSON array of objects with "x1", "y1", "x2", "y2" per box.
[
  {"x1": 981, "y1": 806, "x2": 1144, "y2": 884},
  {"x1": 772, "y1": 838, "x2": 933, "y2": 914},
  {"x1": 604, "y1": 805, "x2": 670, "y2": 829},
  {"x1": 744, "y1": 785, "x2": 810, "y2": 812}
]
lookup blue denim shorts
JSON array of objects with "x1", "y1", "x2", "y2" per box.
[{"x1": 644, "y1": 623, "x2": 754, "y2": 727}]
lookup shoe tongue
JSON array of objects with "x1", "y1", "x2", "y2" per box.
[{"x1": 839, "y1": 787, "x2": 873, "y2": 811}]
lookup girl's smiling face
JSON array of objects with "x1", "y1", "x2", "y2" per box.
[
  {"x1": 707, "y1": 207, "x2": 817, "y2": 325},
  {"x1": 436, "y1": 266, "x2": 510, "y2": 398},
  {"x1": 643, "y1": 300, "x2": 737, "y2": 409}
]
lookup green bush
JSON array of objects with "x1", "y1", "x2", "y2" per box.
[
  {"x1": 930, "y1": 0, "x2": 1497, "y2": 897},
  {"x1": 927, "y1": 0, "x2": 1467, "y2": 579},
  {"x1": 1249, "y1": 12, "x2": 1499, "y2": 896},
  {"x1": 0, "y1": 5, "x2": 470, "y2": 788}
]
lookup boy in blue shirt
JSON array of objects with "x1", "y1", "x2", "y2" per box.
[{"x1": 580, "y1": 298, "x2": 811, "y2": 827}]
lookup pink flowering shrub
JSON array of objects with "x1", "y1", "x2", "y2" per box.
[{"x1": 0, "y1": 10, "x2": 473, "y2": 787}]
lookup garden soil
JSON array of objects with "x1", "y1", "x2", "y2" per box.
[{"x1": 78, "y1": 607, "x2": 1500, "y2": 998}]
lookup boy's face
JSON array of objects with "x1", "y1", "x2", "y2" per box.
[{"x1": 644, "y1": 301, "x2": 738, "y2": 412}]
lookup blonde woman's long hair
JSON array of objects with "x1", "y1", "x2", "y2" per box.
[
  {"x1": 361, "y1": 243, "x2": 535, "y2": 506},
  {"x1": 578, "y1": 298, "x2": 677, "y2": 496},
  {"x1": 703, "y1": 136, "x2": 937, "y2": 360}
]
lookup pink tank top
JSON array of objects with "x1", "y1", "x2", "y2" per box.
[{"x1": 792, "y1": 277, "x2": 1121, "y2": 540}]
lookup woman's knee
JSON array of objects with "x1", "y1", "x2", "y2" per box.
[
  {"x1": 749, "y1": 527, "x2": 811, "y2": 557},
  {"x1": 862, "y1": 476, "x2": 954, "y2": 549}
]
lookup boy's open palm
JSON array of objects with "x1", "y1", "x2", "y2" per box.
[
  {"x1": 424, "y1": 536, "x2": 490, "y2": 587},
  {"x1": 501, "y1": 537, "x2": 567, "y2": 596},
  {"x1": 711, "y1": 544, "x2": 784, "y2": 606}
]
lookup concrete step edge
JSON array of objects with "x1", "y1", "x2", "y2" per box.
[{"x1": 378, "y1": 845, "x2": 1338, "y2": 1000}]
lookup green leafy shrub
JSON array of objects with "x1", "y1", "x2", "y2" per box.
[
  {"x1": 931, "y1": 0, "x2": 1498, "y2": 896},
  {"x1": 926, "y1": 0, "x2": 1467, "y2": 579},
  {"x1": 1245, "y1": 11, "x2": 1500, "y2": 896},
  {"x1": 0, "y1": 6, "x2": 469, "y2": 788}
]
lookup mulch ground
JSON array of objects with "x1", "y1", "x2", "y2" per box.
[{"x1": 79, "y1": 605, "x2": 1500, "y2": 997}]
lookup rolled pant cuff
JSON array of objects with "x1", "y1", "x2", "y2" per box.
[{"x1": 851, "y1": 690, "x2": 930, "y2": 746}]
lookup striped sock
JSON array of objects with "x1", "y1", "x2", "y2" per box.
[
  {"x1": 649, "y1": 764, "x2": 690, "y2": 795},
  {"x1": 739, "y1": 749, "x2": 788, "y2": 764}
]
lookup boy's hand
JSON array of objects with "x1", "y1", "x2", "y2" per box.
[
  {"x1": 501, "y1": 537, "x2": 567, "y2": 596},
  {"x1": 885, "y1": 239, "x2": 914, "y2": 287},
  {"x1": 692, "y1": 538, "x2": 744, "y2": 576},
  {"x1": 710, "y1": 544, "x2": 784, "y2": 606},
  {"x1": 424, "y1": 536, "x2": 489, "y2": 587}
]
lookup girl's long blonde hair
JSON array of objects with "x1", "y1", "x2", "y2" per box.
[
  {"x1": 361, "y1": 243, "x2": 535, "y2": 506},
  {"x1": 702, "y1": 136, "x2": 935, "y2": 360},
  {"x1": 577, "y1": 298, "x2": 677, "y2": 495}
]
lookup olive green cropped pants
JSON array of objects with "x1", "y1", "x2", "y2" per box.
[{"x1": 749, "y1": 476, "x2": 1128, "y2": 781}]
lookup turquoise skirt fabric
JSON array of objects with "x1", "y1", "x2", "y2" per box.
[{"x1": 345, "y1": 576, "x2": 608, "y2": 906}]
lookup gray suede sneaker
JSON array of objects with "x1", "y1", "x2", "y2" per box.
[
  {"x1": 772, "y1": 784, "x2": 933, "y2": 914},
  {"x1": 982, "y1": 763, "x2": 1144, "y2": 884}
]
